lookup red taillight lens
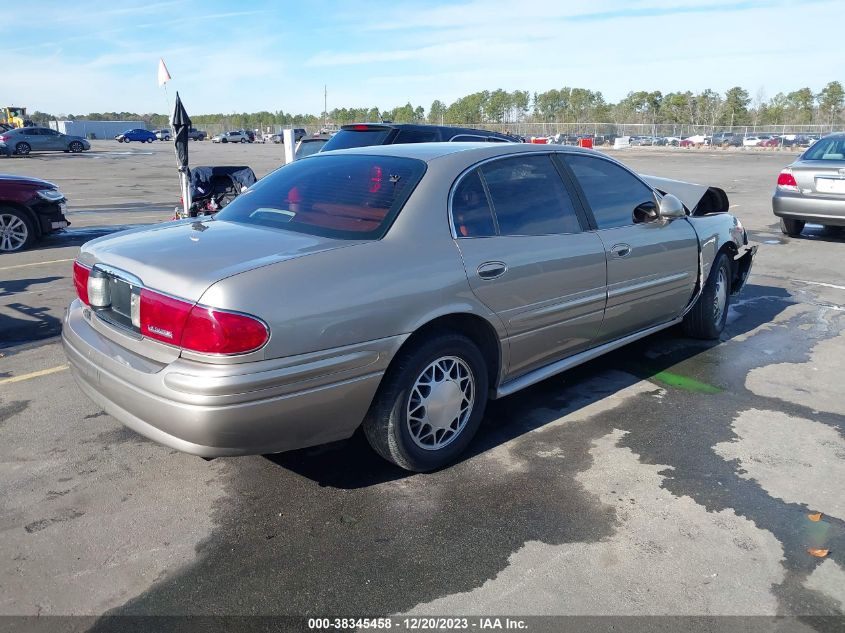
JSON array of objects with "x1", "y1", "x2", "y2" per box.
[
  {"x1": 777, "y1": 170, "x2": 798, "y2": 190},
  {"x1": 139, "y1": 289, "x2": 193, "y2": 345},
  {"x1": 352, "y1": 124, "x2": 371, "y2": 131},
  {"x1": 139, "y1": 288, "x2": 268, "y2": 354},
  {"x1": 73, "y1": 261, "x2": 90, "y2": 305},
  {"x1": 181, "y1": 306, "x2": 268, "y2": 354}
]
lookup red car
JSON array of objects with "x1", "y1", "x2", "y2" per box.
[
  {"x1": 759, "y1": 137, "x2": 781, "y2": 148},
  {"x1": 0, "y1": 175, "x2": 69, "y2": 252}
]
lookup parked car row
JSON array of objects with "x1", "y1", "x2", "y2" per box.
[{"x1": 116, "y1": 127, "x2": 207, "y2": 142}]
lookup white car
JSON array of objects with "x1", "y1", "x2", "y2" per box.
[
  {"x1": 154, "y1": 129, "x2": 172, "y2": 141},
  {"x1": 743, "y1": 136, "x2": 762, "y2": 147},
  {"x1": 212, "y1": 131, "x2": 249, "y2": 144}
]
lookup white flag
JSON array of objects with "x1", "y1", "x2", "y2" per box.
[{"x1": 157, "y1": 58, "x2": 171, "y2": 87}]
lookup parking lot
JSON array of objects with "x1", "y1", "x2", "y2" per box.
[{"x1": 1, "y1": 142, "x2": 844, "y2": 624}]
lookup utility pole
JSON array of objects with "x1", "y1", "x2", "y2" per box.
[{"x1": 324, "y1": 85, "x2": 327, "y2": 129}]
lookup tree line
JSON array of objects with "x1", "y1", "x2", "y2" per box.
[{"x1": 28, "y1": 81, "x2": 843, "y2": 130}]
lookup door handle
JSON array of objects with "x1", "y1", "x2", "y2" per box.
[
  {"x1": 477, "y1": 261, "x2": 507, "y2": 280},
  {"x1": 610, "y1": 243, "x2": 631, "y2": 258}
]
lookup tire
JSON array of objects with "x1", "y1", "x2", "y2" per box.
[
  {"x1": 682, "y1": 252, "x2": 732, "y2": 340},
  {"x1": 69, "y1": 141, "x2": 83, "y2": 153},
  {"x1": 164, "y1": 136, "x2": 170, "y2": 141},
  {"x1": 0, "y1": 207, "x2": 35, "y2": 252},
  {"x1": 222, "y1": 138, "x2": 227, "y2": 143},
  {"x1": 363, "y1": 332, "x2": 489, "y2": 471},
  {"x1": 146, "y1": 138, "x2": 154, "y2": 143},
  {"x1": 124, "y1": 138, "x2": 130, "y2": 143},
  {"x1": 14, "y1": 142, "x2": 31, "y2": 155},
  {"x1": 780, "y1": 217, "x2": 805, "y2": 237},
  {"x1": 240, "y1": 138, "x2": 247, "y2": 143}
]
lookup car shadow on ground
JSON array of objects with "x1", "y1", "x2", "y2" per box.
[
  {"x1": 749, "y1": 222, "x2": 845, "y2": 245},
  {"x1": 266, "y1": 282, "x2": 794, "y2": 488}
]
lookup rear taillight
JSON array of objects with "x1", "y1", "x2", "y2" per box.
[
  {"x1": 0, "y1": 135, "x2": 8, "y2": 142},
  {"x1": 181, "y1": 306, "x2": 269, "y2": 354},
  {"x1": 73, "y1": 261, "x2": 90, "y2": 305},
  {"x1": 139, "y1": 289, "x2": 192, "y2": 345},
  {"x1": 139, "y1": 288, "x2": 268, "y2": 354},
  {"x1": 352, "y1": 124, "x2": 370, "y2": 131},
  {"x1": 777, "y1": 170, "x2": 799, "y2": 191}
]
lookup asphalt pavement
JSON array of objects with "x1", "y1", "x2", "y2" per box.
[{"x1": 0, "y1": 142, "x2": 843, "y2": 630}]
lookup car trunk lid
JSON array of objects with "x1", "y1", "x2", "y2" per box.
[{"x1": 789, "y1": 160, "x2": 845, "y2": 195}]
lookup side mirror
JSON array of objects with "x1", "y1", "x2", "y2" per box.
[{"x1": 658, "y1": 193, "x2": 686, "y2": 219}]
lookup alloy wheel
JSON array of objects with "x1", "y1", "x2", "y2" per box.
[{"x1": 0, "y1": 213, "x2": 29, "y2": 252}]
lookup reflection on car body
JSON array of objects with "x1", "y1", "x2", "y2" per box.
[{"x1": 63, "y1": 143, "x2": 755, "y2": 471}]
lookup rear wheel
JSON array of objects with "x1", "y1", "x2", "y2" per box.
[
  {"x1": 683, "y1": 252, "x2": 731, "y2": 340},
  {"x1": 779, "y1": 217, "x2": 804, "y2": 237},
  {"x1": 240, "y1": 138, "x2": 247, "y2": 143},
  {"x1": 0, "y1": 207, "x2": 35, "y2": 252},
  {"x1": 14, "y1": 142, "x2": 31, "y2": 155},
  {"x1": 146, "y1": 138, "x2": 154, "y2": 143},
  {"x1": 363, "y1": 333, "x2": 488, "y2": 472},
  {"x1": 69, "y1": 141, "x2": 83, "y2": 153}
]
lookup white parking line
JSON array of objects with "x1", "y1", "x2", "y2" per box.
[
  {"x1": 793, "y1": 280, "x2": 845, "y2": 291},
  {"x1": 0, "y1": 364, "x2": 68, "y2": 385},
  {"x1": 0, "y1": 258, "x2": 74, "y2": 272}
]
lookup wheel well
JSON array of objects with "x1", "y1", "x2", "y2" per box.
[
  {"x1": 717, "y1": 242, "x2": 739, "y2": 290},
  {"x1": 0, "y1": 202, "x2": 40, "y2": 237},
  {"x1": 396, "y1": 314, "x2": 502, "y2": 391}
]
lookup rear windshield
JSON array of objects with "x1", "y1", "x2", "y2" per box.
[
  {"x1": 802, "y1": 137, "x2": 845, "y2": 161},
  {"x1": 215, "y1": 155, "x2": 426, "y2": 240},
  {"x1": 322, "y1": 128, "x2": 392, "y2": 151}
]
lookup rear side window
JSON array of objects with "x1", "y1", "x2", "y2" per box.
[
  {"x1": 564, "y1": 154, "x2": 656, "y2": 229},
  {"x1": 322, "y1": 128, "x2": 392, "y2": 151},
  {"x1": 452, "y1": 171, "x2": 496, "y2": 237},
  {"x1": 394, "y1": 129, "x2": 439, "y2": 143},
  {"x1": 480, "y1": 155, "x2": 582, "y2": 236},
  {"x1": 216, "y1": 155, "x2": 426, "y2": 240}
]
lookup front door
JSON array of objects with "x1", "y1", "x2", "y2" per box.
[
  {"x1": 452, "y1": 154, "x2": 607, "y2": 378},
  {"x1": 561, "y1": 153, "x2": 699, "y2": 344}
]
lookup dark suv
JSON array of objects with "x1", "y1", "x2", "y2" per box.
[
  {"x1": 711, "y1": 132, "x2": 742, "y2": 147},
  {"x1": 321, "y1": 123, "x2": 519, "y2": 152},
  {"x1": 0, "y1": 175, "x2": 69, "y2": 252}
]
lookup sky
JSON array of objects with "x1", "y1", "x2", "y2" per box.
[{"x1": 6, "y1": 0, "x2": 844, "y2": 116}]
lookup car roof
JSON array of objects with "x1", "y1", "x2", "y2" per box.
[{"x1": 317, "y1": 141, "x2": 600, "y2": 163}]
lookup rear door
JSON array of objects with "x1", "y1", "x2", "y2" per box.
[
  {"x1": 20, "y1": 128, "x2": 45, "y2": 150},
  {"x1": 452, "y1": 153, "x2": 607, "y2": 378},
  {"x1": 560, "y1": 153, "x2": 699, "y2": 344}
]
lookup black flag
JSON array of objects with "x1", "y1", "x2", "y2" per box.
[{"x1": 172, "y1": 91, "x2": 191, "y2": 171}]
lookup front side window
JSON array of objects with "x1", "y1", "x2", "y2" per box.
[
  {"x1": 564, "y1": 154, "x2": 656, "y2": 229},
  {"x1": 480, "y1": 155, "x2": 582, "y2": 236},
  {"x1": 216, "y1": 155, "x2": 426, "y2": 240}
]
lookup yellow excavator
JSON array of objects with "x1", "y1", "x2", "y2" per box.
[{"x1": 1, "y1": 106, "x2": 33, "y2": 129}]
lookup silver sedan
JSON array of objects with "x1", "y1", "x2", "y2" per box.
[
  {"x1": 63, "y1": 143, "x2": 755, "y2": 471},
  {"x1": 773, "y1": 132, "x2": 845, "y2": 236}
]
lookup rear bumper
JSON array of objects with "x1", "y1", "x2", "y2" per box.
[
  {"x1": 62, "y1": 300, "x2": 401, "y2": 457},
  {"x1": 772, "y1": 192, "x2": 845, "y2": 226}
]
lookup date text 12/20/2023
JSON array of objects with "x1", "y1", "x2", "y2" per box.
[{"x1": 307, "y1": 617, "x2": 528, "y2": 630}]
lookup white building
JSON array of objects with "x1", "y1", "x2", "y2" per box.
[{"x1": 49, "y1": 120, "x2": 148, "y2": 140}]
